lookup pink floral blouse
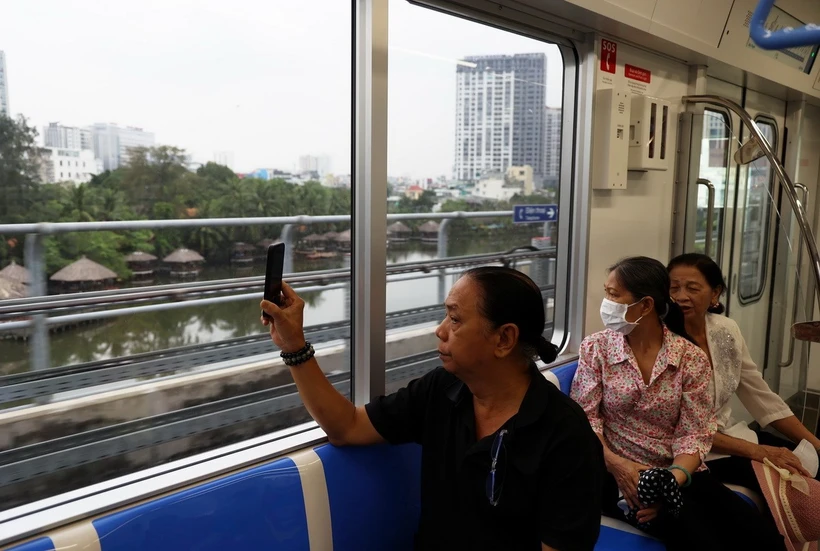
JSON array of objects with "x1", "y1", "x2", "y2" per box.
[{"x1": 570, "y1": 327, "x2": 717, "y2": 469}]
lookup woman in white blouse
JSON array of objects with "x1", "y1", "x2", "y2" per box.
[{"x1": 667, "y1": 253, "x2": 820, "y2": 487}]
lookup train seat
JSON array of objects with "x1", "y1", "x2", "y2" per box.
[{"x1": 5, "y1": 362, "x2": 762, "y2": 551}]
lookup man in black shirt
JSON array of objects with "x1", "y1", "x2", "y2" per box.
[{"x1": 262, "y1": 267, "x2": 604, "y2": 550}]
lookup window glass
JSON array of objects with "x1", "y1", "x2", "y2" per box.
[
  {"x1": 386, "y1": 0, "x2": 564, "y2": 390},
  {"x1": 0, "y1": 0, "x2": 351, "y2": 510},
  {"x1": 739, "y1": 119, "x2": 776, "y2": 301},
  {"x1": 695, "y1": 109, "x2": 730, "y2": 262}
]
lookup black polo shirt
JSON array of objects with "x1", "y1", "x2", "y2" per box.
[{"x1": 365, "y1": 364, "x2": 604, "y2": 551}]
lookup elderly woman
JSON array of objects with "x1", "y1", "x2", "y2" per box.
[
  {"x1": 668, "y1": 253, "x2": 820, "y2": 546},
  {"x1": 261, "y1": 267, "x2": 604, "y2": 551},
  {"x1": 571, "y1": 256, "x2": 785, "y2": 551}
]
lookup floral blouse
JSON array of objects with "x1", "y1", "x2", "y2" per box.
[{"x1": 570, "y1": 327, "x2": 717, "y2": 469}]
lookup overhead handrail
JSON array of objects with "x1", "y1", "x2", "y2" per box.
[
  {"x1": 750, "y1": 0, "x2": 820, "y2": 51},
  {"x1": 683, "y1": 95, "x2": 820, "y2": 340},
  {"x1": 697, "y1": 179, "x2": 716, "y2": 258}
]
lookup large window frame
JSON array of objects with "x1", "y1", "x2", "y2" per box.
[
  {"x1": 738, "y1": 116, "x2": 778, "y2": 305},
  {"x1": 0, "y1": 0, "x2": 582, "y2": 542}
]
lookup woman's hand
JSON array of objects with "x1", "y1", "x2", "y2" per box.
[
  {"x1": 754, "y1": 444, "x2": 811, "y2": 477},
  {"x1": 636, "y1": 503, "x2": 662, "y2": 524},
  {"x1": 260, "y1": 282, "x2": 307, "y2": 353},
  {"x1": 606, "y1": 454, "x2": 650, "y2": 509}
]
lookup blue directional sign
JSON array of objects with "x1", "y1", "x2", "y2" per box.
[{"x1": 513, "y1": 204, "x2": 558, "y2": 224}]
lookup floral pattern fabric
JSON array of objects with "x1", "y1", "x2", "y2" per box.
[{"x1": 570, "y1": 327, "x2": 717, "y2": 469}]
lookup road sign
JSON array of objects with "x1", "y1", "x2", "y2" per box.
[{"x1": 513, "y1": 204, "x2": 558, "y2": 224}]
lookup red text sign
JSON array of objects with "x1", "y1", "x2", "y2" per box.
[{"x1": 625, "y1": 64, "x2": 651, "y2": 83}]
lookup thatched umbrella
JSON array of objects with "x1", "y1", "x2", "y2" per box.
[
  {"x1": 0, "y1": 260, "x2": 30, "y2": 284},
  {"x1": 163, "y1": 248, "x2": 205, "y2": 264},
  {"x1": 418, "y1": 221, "x2": 440, "y2": 233},
  {"x1": 50, "y1": 256, "x2": 118, "y2": 282},
  {"x1": 124, "y1": 251, "x2": 157, "y2": 263},
  {"x1": 257, "y1": 238, "x2": 277, "y2": 249},
  {"x1": 335, "y1": 229, "x2": 351, "y2": 243},
  {"x1": 0, "y1": 276, "x2": 25, "y2": 300},
  {"x1": 387, "y1": 221, "x2": 411, "y2": 234},
  {"x1": 302, "y1": 234, "x2": 324, "y2": 243}
]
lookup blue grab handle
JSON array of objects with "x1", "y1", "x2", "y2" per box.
[{"x1": 750, "y1": 0, "x2": 820, "y2": 50}]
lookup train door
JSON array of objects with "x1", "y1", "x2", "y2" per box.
[
  {"x1": 727, "y1": 91, "x2": 786, "y2": 370},
  {"x1": 679, "y1": 81, "x2": 786, "y2": 374}
]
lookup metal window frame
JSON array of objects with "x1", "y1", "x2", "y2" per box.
[{"x1": 738, "y1": 115, "x2": 778, "y2": 305}]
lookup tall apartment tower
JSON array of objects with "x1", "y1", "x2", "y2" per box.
[
  {"x1": 454, "y1": 53, "x2": 546, "y2": 183},
  {"x1": 91, "y1": 123, "x2": 156, "y2": 171},
  {"x1": 43, "y1": 123, "x2": 93, "y2": 150},
  {"x1": 544, "y1": 107, "x2": 562, "y2": 188},
  {"x1": 0, "y1": 51, "x2": 9, "y2": 116}
]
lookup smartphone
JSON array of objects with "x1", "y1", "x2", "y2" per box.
[{"x1": 262, "y1": 243, "x2": 285, "y2": 320}]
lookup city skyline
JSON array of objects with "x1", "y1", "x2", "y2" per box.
[{"x1": 0, "y1": 1, "x2": 562, "y2": 179}]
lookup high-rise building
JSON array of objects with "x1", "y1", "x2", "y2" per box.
[
  {"x1": 0, "y1": 51, "x2": 9, "y2": 116},
  {"x1": 39, "y1": 148, "x2": 104, "y2": 184},
  {"x1": 213, "y1": 151, "x2": 235, "y2": 169},
  {"x1": 43, "y1": 123, "x2": 93, "y2": 150},
  {"x1": 298, "y1": 154, "x2": 331, "y2": 176},
  {"x1": 90, "y1": 123, "x2": 155, "y2": 171},
  {"x1": 544, "y1": 107, "x2": 562, "y2": 188},
  {"x1": 454, "y1": 53, "x2": 546, "y2": 183}
]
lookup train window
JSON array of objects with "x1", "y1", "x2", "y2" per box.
[
  {"x1": 385, "y1": 1, "x2": 565, "y2": 390},
  {"x1": 696, "y1": 109, "x2": 730, "y2": 262},
  {"x1": 0, "y1": 1, "x2": 351, "y2": 510},
  {"x1": 739, "y1": 118, "x2": 777, "y2": 302}
]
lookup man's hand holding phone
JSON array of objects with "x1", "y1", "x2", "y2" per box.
[{"x1": 261, "y1": 282, "x2": 307, "y2": 353}]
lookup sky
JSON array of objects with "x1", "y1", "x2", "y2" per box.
[{"x1": 0, "y1": 0, "x2": 563, "y2": 179}]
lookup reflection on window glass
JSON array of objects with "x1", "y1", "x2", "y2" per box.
[
  {"x1": 739, "y1": 120, "x2": 776, "y2": 302},
  {"x1": 0, "y1": 1, "x2": 351, "y2": 510},
  {"x1": 386, "y1": 0, "x2": 564, "y2": 390},
  {"x1": 696, "y1": 109, "x2": 730, "y2": 262}
]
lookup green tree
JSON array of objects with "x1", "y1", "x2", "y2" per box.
[{"x1": 0, "y1": 115, "x2": 44, "y2": 224}]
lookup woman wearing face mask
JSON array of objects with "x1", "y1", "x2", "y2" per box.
[
  {"x1": 668, "y1": 253, "x2": 820, "y2": 479},
  {"x1": 570, "y1": 256, "x2": 785, "y2": 551}
]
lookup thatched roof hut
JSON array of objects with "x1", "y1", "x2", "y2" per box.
[
  {"x1": 335, "y1": 229, "x2": 351, "y2": 243},
  {"x1": 418, "y1": 221, "x2": 440, "y2": 234},
  {"x1": 124, "y1": 251, "x2": 157, "y2": 263},
  {"x1": 50, "y1": 256, "x2": 118, "y2": 282},
  {"x1": 257, "y1": 238, "x2": 277, "y2": 249},
  {"x1": 0, "y1": 260, "x2": 30, "y2": 284},
  {"x1": 302, "y1": 234, "x2": 324, "y2": 243},
  {"x1": 163, "y1": 248, "x2": 205, "y2": 264},
  {"x1": 0, "y1": 276, "x2": 26, "y2": 300},
  {"x1": 387, "y1": 221, "x2": 411, "y2": 242}
]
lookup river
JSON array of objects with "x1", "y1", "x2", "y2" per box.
[{"x1": 0, "y1": 232, "x2": 549, "y2": 373}]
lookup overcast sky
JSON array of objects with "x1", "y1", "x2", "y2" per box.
[{"x1": 1, "y1": 0, "x2": 563, "y2": 178}]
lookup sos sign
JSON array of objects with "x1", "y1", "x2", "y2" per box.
[{"x1": 600, "y1": 39, "x2": 617, "y2": 74}]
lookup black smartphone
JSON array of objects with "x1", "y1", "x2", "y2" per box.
[{"x1": 262, "y1": 242, "x2": 285, "y2": 320}]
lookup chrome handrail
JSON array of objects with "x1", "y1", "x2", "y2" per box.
[
  {"x1": 780, "y1": 183, "x2": 809, "y2": 368},
  {"x1": 683, "y1": 95, "x2": 820, "y2": 317},
  {"x1": 697, "y1": 178, "x2": 715, "y2": 258}
]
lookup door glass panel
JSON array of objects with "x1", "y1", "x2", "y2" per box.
[
  {"x1": 739, "y1": 119, "x2": 776, "y2": 302},
  {"x1": 695, "y1": 109, "x2": 730, "y2": 261}
]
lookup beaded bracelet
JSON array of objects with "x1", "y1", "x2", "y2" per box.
[
  {"x1": 667, "y1": 464, "x2": 692, "y2": 487},
  {"x1": 281, "y1": 341, "x2": 315, "y2": 366}
]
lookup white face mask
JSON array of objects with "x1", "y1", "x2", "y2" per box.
[{"x1": 600, "y1": 298, "x2": 644, "y2": 335}]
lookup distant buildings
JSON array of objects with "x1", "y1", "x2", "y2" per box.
[
  {"x1": 213, "y1": 151, "x2": 235, "y2": 169},
  {"x1": 544, "y1": 107, "x2": 562, "y2": 188},
  {"x1": 43, "y1": 123, "x2": 93, "y2": 150},
  {"x1": 474, "y1": 165, "x2": 534, "y2": 201},
  {"x1": 455, "y1": 53, "x2": 547, "y2": 184},
  {"x1": 90, "y1": 123, "x2": 155, "y2": 170},
  {"x1": 298, "y1": 154, "x2": 331, "y2": 176},
  {"x1": 40, "y1": 148, "x2": 103, "y2": 184},
  {"x1": 0, "y1": 51, "x2": 9, "y2": 115}
]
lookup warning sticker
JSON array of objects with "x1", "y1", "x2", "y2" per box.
[{"x1": 625, "y1": 64, "x2": 651, "y2": 83}]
